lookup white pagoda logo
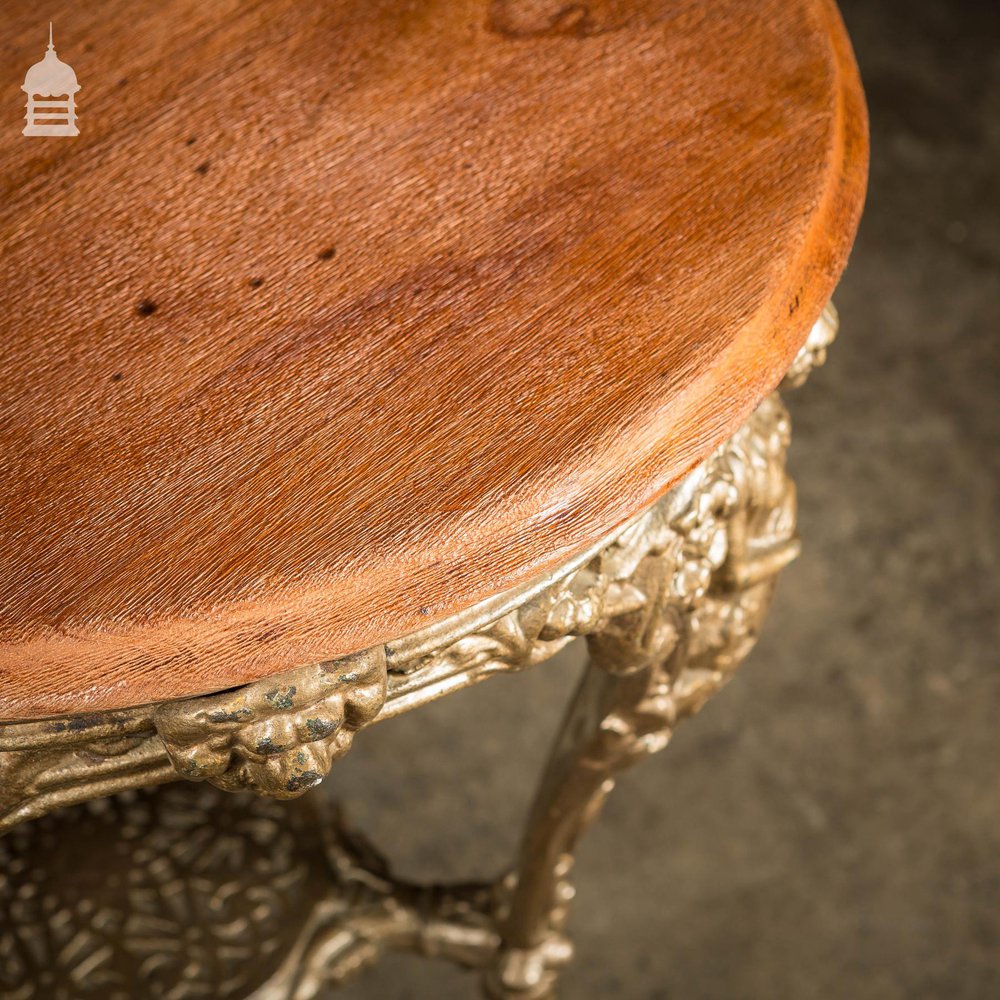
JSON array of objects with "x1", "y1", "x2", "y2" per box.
[{"x1": 22, "y1": 24, "x2": 80, "y2": 137}]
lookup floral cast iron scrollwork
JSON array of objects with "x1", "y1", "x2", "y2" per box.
[
  {"x1": 152, "y1": 648, "x2": 387, "y2": 797},
  {"x1": 0, "y1": 650, "x2": 388, "y2": 829}
]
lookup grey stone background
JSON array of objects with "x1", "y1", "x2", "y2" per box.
[{"x1": 324, "y1": 0, "x2": 1000, "y2": 996}]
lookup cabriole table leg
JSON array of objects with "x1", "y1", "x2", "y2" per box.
[
  {"x1": 483, "y1": 300, "x2": 843, "y2": 996},
  {"x1": 486, "y1": 657, "x2": 672, "y2": 999},
  {"x1": 486, "y1": 541, "x2": 791, "y2": 998}
]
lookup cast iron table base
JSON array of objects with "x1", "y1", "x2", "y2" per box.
[{"x1": 0, "y1": 306, "x2": 836, "y2": 998}]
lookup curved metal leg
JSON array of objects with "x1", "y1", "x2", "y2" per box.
[
  {"x1": 486, "y1": 391, "x2": 806, "y2": 997},
  {"x1": 485, "y1": 654, "x2": 673, "y2": 999}
]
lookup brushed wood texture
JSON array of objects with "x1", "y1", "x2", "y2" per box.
[{"x1": 0, "y1": 0, "x2": 866, "y2": 719}]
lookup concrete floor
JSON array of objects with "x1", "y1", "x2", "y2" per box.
[{"x1": 321, "y1": 1, "x2": 1000, "y2": 996}]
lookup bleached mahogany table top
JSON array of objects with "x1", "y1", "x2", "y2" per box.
[{"x1": 0, "y1": 0, "x2": 866, "y2": 719}]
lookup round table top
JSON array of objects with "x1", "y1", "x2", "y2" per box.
[{"x1": 0, "y1": 0, "x2": 866, "y2": 720}]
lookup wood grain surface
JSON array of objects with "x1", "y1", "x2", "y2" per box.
[{"x1": 0, "y1": 0, "x2": 867, "y2": 719}]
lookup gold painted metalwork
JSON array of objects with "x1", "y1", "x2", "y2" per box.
[{"x1": 0, "y1": 305, "x2": 837, "y2": 998}]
